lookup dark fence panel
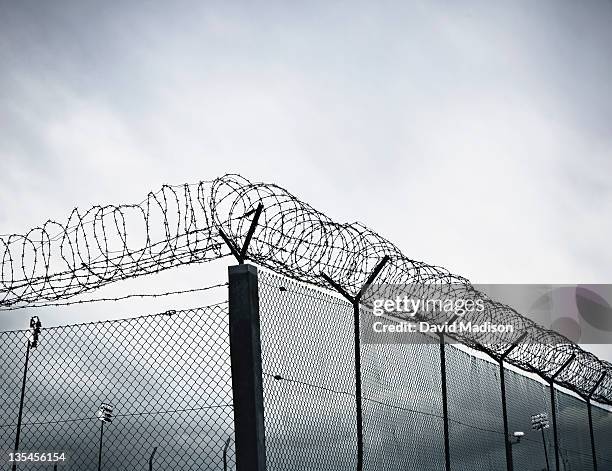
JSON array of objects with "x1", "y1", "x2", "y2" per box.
[
  {"x1": 505, "y1": 367, "x2": 554, "y2": 471},
  {"x1": 445, "y1": 346, "x2": 506, "y2": 471},
  {"x1": 360, "y1": 309, "x2": 446, "y2": 471},
  {"x1": 592, "y1": 401, "x2": 612, "y2": 471},
  {"x1": 258, "y1": 269, "x2": 612, "y2": 470},
  {"x1": 556, "y1": 391, "x2": 593, "y2": 470}
]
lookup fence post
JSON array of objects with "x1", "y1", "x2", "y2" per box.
[
  {"x1": 498, "y1": 332, "x2": 527, "y2": 471},
  {"x1": 439, "y1": 333, "x2": 451, "y2": 471},
  {"x1": 587, "y1": 399, "x2": 596, "y2": 471},
  {"x1": 321, "y1": 255, "x2": 389, "y2": 471},
  {"x1": 549, "y1": 354, "x2": 575, "y2": 471},
  {"x1": 587, "y1": 371, "x2": 606, "y2": 471},
  {"x1": 499, "y1": 361, "x2": 513, "y2": 471},
  {"x1": 228, "y1": 264, "x2": 267, "y2": 471}
]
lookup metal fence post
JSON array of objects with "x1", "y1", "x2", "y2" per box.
[
  {"x1": 549, "y1": 354, "x2": 575, "y2": 471},
  {"x1": 498, "y1": 333, "x2": 527, "y2": 471},
  {"x1": 228, "y1": 263, "x2": 266, "y2": 471},
  {"x1": 439, "y1": 333, "x2": 451, "y2": 471},
  {"x1": 587, "y1": 371, "x2": 606, "y2": 471},
  {"x1": 499, "y1": 362, "x2": 513, "y2": 471},
  {"x1": 587, "y1": 399, "x2": 596, "y2": 471},
  {"x1": 321, "y1": 255, "x2": 389, "y2": 471}
]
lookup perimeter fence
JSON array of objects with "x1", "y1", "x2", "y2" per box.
[
  {"x1": 0, "y1": 303, "x2": 235, "y2": 471},
  {"x1": 258, "y1": 269, "x2": 612, "y2": 471},
  {"x1": 1, "y1": 266, "x2": 611, "y2": 471}
]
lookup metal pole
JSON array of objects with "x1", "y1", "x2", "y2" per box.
[
  {"x1": 497, "y1": 332, "x2": 527, "y2": 471},
  {"x1": 587, "y1": 371, "x2": 606, "y2": 471},
  {"x1": 228, "y1": 264, "x2": 266, "y2": 471},
  {"x1": 223, "y1": 437, "x2": 231, "y2": 471},
  {"x1": 549, "y1": 354, "x2": 575, "y2": 471},
  {"x1": 148, "y1": 446, "x2": 157, "y2": 471},
  {"x1": 352, "y1": 302, "x2": 364, "y2": 471},
  {"x1": 321, "y1": 255, "x2": 389, "y2": 471},
  {"x1": 97, "y1": 421, "x2": 104, "y2": 471},
  {"x1": 541, "y1": 428, "x2": 550, "y2": 471},
  {"x1": 439, "y1": 333, "x2": 451, "y2": 471},
  {"x1": 499, "y1": 361, "x2": 513, "y2": 471},
  {"x1": 549, "y1": 383, "x2": 560, "y2": 471},
  {"x1": 12, "y1": 339, "x2": 31, "y2": 471},
  {"x1": 587, "y1": 399, "x2": 597, "y2": 471}
]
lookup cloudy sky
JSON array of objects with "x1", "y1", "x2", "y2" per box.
[
  {"x1": 1, "y1": 1, "x2": 612, "y2": 344},
  {"x1": 1, "y1": 2, "x2": 612, "y2": 467}
]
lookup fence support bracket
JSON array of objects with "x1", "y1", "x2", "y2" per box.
[{"x1": 219, "y1": 203, "x2": 264, "y2": 264}]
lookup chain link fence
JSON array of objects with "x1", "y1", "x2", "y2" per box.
[
  {"x1": 1, "y1": 267, "x2": 611, "y2": 470},
  {"x1": 258, "y1": 269, "x2": 612, "y2": 471},
  {"x1": 0, "y1": 303, "x2": 234, "y2": 471}
]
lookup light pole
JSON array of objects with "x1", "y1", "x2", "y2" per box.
[
  {"x1": 223, "y1": 437, "x2": 232, "y2": 471},
  {"x1": 96, "y1": 403, "x2": 113, "y2": 471},
  {"x1": 531, "y1": 413, "x2": 551, "y2": 471},
  {"x1": 148, "y1": 446, "x2": 157, "y2": 471},
  {"x1": 12, "y1": 316, "x2": 42, "y2": 471},
  {"x1": 508, "y1": 431, "x2": 524, "y2": 468}
]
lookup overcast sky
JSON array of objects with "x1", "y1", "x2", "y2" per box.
[{"x1": 1, "y1": 0, "x2": 612, "y2": 358}]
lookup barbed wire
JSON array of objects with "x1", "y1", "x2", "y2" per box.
[
  {"x1": 0, "y1": 281, "x2": 229, "y2": 311},
  {"x1": 1, "y1": 174, "x2": 610, "y2": 405}
]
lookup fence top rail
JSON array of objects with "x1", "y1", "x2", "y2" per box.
[
  {"x1": 0, "y1": 301, "x2": 228, "y2": 334},
  {"x1": 0, "y1": 174, "x2": 610, "y2": 404}
]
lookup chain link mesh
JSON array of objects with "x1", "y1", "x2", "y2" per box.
[
  {"x1": 0, "y1": 304, "x2": 234, "y2": 471},
  {"x1": 258, "y1": 270, "x2": 357, "y2": 470},
  {"x1": 592, "y1": 402, "x2": 612, "y2": 470},
  {"x1": 1, "y1": 266, "x2": 611, "y2": 470},
  {"x1": 258, "y1": 269, "x2": 612, "y2": 470}
]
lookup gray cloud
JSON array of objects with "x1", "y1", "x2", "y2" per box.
[{"x1": 1, "y1": 1, "x2": 611, "y2": 351}]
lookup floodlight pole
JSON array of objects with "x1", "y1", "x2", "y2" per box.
[
  {"x1": 97, "y1": 421, "x2": 104, "y2": 471},
  {"x1": 148, "y1": 446, "x2": 157, "y2": 471},
  {"x1": 549, "y1": 354, "x2": 576, "y2": 471},
  {"x1": 532, "y1": 413, "x2": 551, "y2": 471},
  {"x1": 12, "y1": 316, "x2": 41, "y2": 471},
  {"x1": 587, "y1": 371, "x2": 606, "y2": 471},
  {"x1": 321, "y1": 255, "x2": 390, "y2": 471},
  {"x1": 12, "y1": 339, "x2": 31, "y2": 471},
  {"x1": 223, "y1": 437, "x2": 231, "y2": 471},
  {"x1": 96, "y1": 403, "x2": 113, "y2": 471},
  {"x1": 540, "y1": 427, "x2": 550, "y2": 471},
  {"x1": 498, "y1": 332, "x2": 527, "y2": 471}
]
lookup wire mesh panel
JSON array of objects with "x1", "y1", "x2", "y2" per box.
[
  {"x1": 0, "y1": 330, "x2": 25, "y2": 458},
  {"x1": 592, "y1": 402, "x2": 612, "y2": 471},
  {"x1": 445, "y1": 346, "x2": 506, "y2": 471},
  {"x1": 505, "y1": 368, "x2": 553, "y2": 471},
  {"x1": 360, "y1": 309, "x2": 446, "y2": 471},
  {"x1": 256, "y1": 267, "x2": 611, "y2": 471},
  {"x1": 0, "y1": 304, "x2": 234, "y2": 471},
  {"x1": 258, "y1": 270, "x2": 357, "y2": 471},
  {"x1": 555, "y1": 390, "x2": 593, "y2": 470}
]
